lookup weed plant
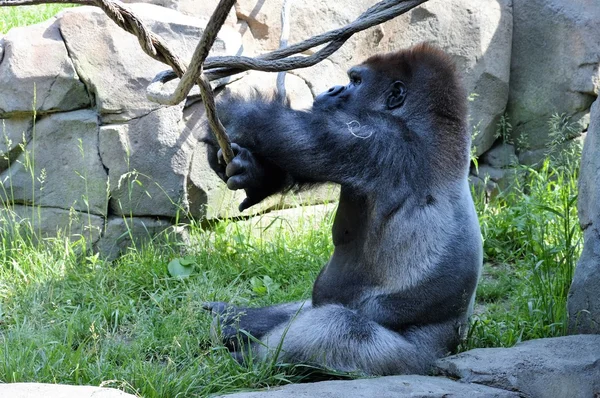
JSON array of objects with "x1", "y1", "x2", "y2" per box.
[{"x1": 464, "y1": 149, "x2": 581, "y2": 350}]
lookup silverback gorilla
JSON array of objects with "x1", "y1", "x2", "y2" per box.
[{"x1": 203, "y1": 43, "x2": 483, "y2": 376}]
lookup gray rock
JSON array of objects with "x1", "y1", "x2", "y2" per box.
[
  {"x1": 217, "y1": 375, "x2": 519, "y2": 398},
  {"x1": 0, "y1": 117, "x2": 32, "y2": 172},
  {"x1": 481, "y1": 144, "x2": 518, "y2": 168},
  {"x1": 95, "y1": 216, "x2": 172, "y2": 260},
  {"x1": 568, "y1": 98, "x2": 600, "y2": 333},
  {"x1": 495, "y1": 168, "x2": 522, "y2": 193},
  {"x1": 0, "y1": 19, "x2": 90, "y2": 117},
  {"x1": 517, "y1": 147, "x2": 548, "y2": 167},
  {"x1": 519, "y1": 133, "x2": 586, "y2": 167},
  {"x1": 223, "y1": 70, "x2": 314, "y2": 109},
  {"x1": 98, "y1": 106, "x2": 192, "y2": 218},
  {"x1": 435, "y1": 335, "x2": 600, "y2": 398},
  {"x1": 0, "y1": 383, "x2": 136, "y2": 398},
  {"x1": 472, "y1": 165, "x2": 505, "y2": 182},
  {"x1": 507, "y1": 0, "x2": 600, "y2": 150},
  {"x1": 576, "y1": 99, "x2": 600, "y2": 233},
  {"x1": 58, "y1": 4, "x2": 242, "y2": 122},
  {"x1": 290, "y1": 59, "x2": 349, "y2": 99},
  {"x1": 3, "y1": 205, "x2": 103, "y2": 247},
  {"x1": 237, "y1": 0, "x2": 512, "y2": 156},
  {"x1": 231, "y1": 204, "x2": 337, "y2": 233},
  {"x1": 178, "y1": 0, "x2": 238, "y2": 24},
  {"x1": 473, "y1": 165, "x2": 522, "y2": 194},
  {"x1": 121, "y1": 0, "x2": 238, "y2": 24},
  {"x1": 569, "y1": 228, "x2": 600, "y2": 333},
  {"x1": 0, "y1": 110, "x2": 108, "y2": 216}
]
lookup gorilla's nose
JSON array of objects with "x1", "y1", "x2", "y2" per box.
[{"x1": 326, "y1": 85, "x2": 345, "y2": 96}]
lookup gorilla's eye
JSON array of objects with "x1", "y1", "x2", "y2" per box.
[{"x1": 349, "y1": 73, "x2": 362, "y2": 85}]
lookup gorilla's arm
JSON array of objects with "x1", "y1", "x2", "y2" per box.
[
  {"x1": 362, "y1": 272, "x2": 477, "y2": 331},
  {"x1": 359, "y1": 234, "x2": 481, "y2": 331},
  {"x1": 210, "y1": 97, "x2": 385, "y2": 189}
]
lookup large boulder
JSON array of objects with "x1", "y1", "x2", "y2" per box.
[
  {"x1": 0, "y1": 110, "x2": 108, "y2": 216},
  {"x1": 121, "y1": 0, "x2": 238, "y2": 25},
  {"x1": 236, "y1": 0, "x2": 513, "y2": 156},
  {"x1": 568, "y1": 98, "x2": 600, "y2": 333},
  {"x1": 98, "y1": 105, "x2": 192, "y2": 218},
  {"x1": 0, "y1": 117, "x2": 32, "y2": 172},
  {"x1": 0, "y1": 383, "x2": 136, "y2": 398},
  {"x1": 507, "y1": 0, "x2": 600, "y2": 151},
  {"x1": 217, "y1": 375, "x2": 518, "y2": 398},
  {"x1": 94, "y1": 216, "x2": 173, "y2": 259},
  {"x1": 435, "y1": 335, "x2": 600, "y2": 398},
  {"x1": 58, "y1": 3, "x2": 243, "y2": 122},
  {"x1": 0, "y1": 19, "x2": 90, "y2": 117},
  {"x1": 2, "y1": 205, "x2": 103, "y2": 248}
]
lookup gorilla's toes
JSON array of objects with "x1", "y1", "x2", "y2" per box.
[{"x1": 202, "y1": 301, "x2": 230, "y2": 315}]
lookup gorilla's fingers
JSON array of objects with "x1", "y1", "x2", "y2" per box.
[
  {"x1": 239, "y1": 196, "x2": 260, "y2": 212},
  {"x1": 227, "y1": 175, "x2": 248, "y2": 191},
  {"x1": 218, "y1": 143, "x2": 242, "y2": 165},
  {"x1": 225, "y1": 157, "x2": 246, "y2": 178}
]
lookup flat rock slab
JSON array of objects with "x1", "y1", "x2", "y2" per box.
[
  {"x1": 0, "y1": 383, "x2": 135, "y2": 398},
  {"x1": 217, "y1": 375, "x2": 518, "y2": 398},
  {"x1": 435, "y1": 335, "x2": 600, "y2": 398}
]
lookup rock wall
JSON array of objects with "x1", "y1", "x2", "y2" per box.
[
  {"x1": 508, "y1": 0, "x2": 600, "y2": 164},
  {"x1": 0, "y1": 4, "x2": 250, "y2": 258},
  {"x1": 0, "y1": 0, "x2": 599, "y2": 258},
  {"x1": 568, "y1": 98, "x2": 600, "y2": 334}
]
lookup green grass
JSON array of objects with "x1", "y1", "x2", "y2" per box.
[
  {"x1": 0, "y1": 207, "x2": 334, "y2": 396},
  {"x1": 0, "y1": 4, "x2": 75, "y2": 34},
  {"x1": 463, "y1": 153, "x2": 582, "y2": 350},
  {"x1": 0, "y1": 154, "x2": 582, "y2": 396}
]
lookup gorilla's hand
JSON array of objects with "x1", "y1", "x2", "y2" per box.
[
  {"x1": 217, "y1": 143, "x2": 287, "y2": 212},
  {"x1": 202, "y1": 301, "x2": 245, "y2": 354}
]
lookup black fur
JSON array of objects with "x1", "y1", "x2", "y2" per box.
[{"x1": 203, "y1": 44, "x2": 483, "y2": 376}]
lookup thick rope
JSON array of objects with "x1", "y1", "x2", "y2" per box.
[{"x1": 0, "y1": 0, "x2": 429, "y2": 163}]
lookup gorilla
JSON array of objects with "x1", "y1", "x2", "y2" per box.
[{"x1": 202, "y1": 43, "x2": 483, "y2": 376}]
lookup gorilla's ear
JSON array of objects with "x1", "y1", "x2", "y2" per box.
[{"x1": 386, "y1": 81, "x2": 407, "y2": 109}]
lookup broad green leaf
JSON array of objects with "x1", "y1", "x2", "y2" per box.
[
  {"x1": 167, "y1": 258, "x2": 193, "y2": 279},
  {"x1": 179, "y1": 256, "x2": 196, "y2": 266}
]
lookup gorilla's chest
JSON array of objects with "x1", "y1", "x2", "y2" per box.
[{"x1": 313, "y1": 192, "x2": 374, "y2": 306}]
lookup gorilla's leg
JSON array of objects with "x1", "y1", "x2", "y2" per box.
[
  {"x1": 256, "y1": 304, "x2": 456, "y2": 376},
  {"x1": 203, "y1": 300, "x2": 312, "y2": 351}
]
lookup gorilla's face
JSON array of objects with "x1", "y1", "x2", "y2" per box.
[{"x1": 313, "y1": 66, "x2": 407, "y2": 114}]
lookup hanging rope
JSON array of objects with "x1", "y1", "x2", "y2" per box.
[{"x1": 0, "y1": 0, "x2": 429, "y2": 163}]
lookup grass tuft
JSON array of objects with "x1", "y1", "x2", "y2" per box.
[
  {"x1": 0, "y1": 4, "x2": 75, "y2": 34},
  {"x1": 463, "y1": 152, "x2": 582, "y2": 350}
]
